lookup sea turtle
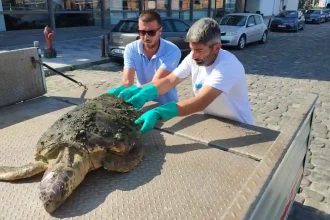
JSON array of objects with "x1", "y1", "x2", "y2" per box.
[{"x1": 0, "y1": 94, "x2": 144, "y2": 213}]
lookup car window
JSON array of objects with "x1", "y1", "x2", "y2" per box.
[
  {"x1": 161, "y1": 20, "x2": 173, "y2": 32},
  {"x1": 306, "y1": 10, "x2": 320, "y2": 14},
  {"x1": 219, "y1": 15, "x2": 247, "y2": 26},
  {"x1": 277, "y1": 11, "x2": 298, "y2": 18},
  {"x1": 247, "y1": 16, "x2": 256, "y2": 26},
  {"x1": 172, "y1": 20, "x2": 190, "y2": 32},
  {"x1": 112, "y1": 21, "x2": 138, "y2": 33},
  {"x1": 253, "y1": 15, "x2": 261, "y2": 24}
]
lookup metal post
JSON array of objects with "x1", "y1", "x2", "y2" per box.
[
  {"x1": 100, "y1": 0, "x2": 106, "y2": 29},
  {"x1": 190, "y1": 0, "x2": 193, "y2": 22},
  {"x1": 168, "y1": 0, "x2": 172, "y2": 17},
  {"x1": 33, "y1": 41, "x2": 47, "y2": 93},
  {"x1": 47, "y1": 0, "x2": 55, "y2": 31},
  {"x1": 100, "y1": 35, "x2": 106, "y2": 57}
]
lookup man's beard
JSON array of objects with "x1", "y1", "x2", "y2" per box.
[
  {"x1": 143, "y1": 40, "x2": 157, "y2": 49},
  {"x1": 194, "y1": 53, "x2": 217, "y2": 66}
]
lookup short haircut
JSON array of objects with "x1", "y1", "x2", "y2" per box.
[
  {"x1": 139, "y1": 10, "x2": 162, "y2": 26},
  {"x1": 185, "y1": 18, "x2": 221, "y2": 47}
]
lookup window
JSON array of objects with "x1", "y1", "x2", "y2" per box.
[
  {"x1": 173, "y1": 19, "x2": 189, "y2": 32},
  {"x1": 106, "y1": 0, "x2": 140, "y2": 11},
  {"x1": 220, "y1": 15, "x2": 247, "y2": 26},
  {"x1": 161, "y1": 20, "x2": 173, "y2": 32},
  {"x1": 247, "y1": 16, "x2": 256, "y2": 26},
  {"x1": 112, "y1": 20, "x2": 138, "y2": 32},
  {"x1": 144, "y1": 0, "x2": 169, "y2": 10},
  {"x1": 253, "y1": 15, "x2": 261, "y2": 25},
  {"x1": 2, "y1": 0, "x2": 48, "y2": 11},
  {"x1": 193, "y1": 0, "x2": 208, "y2": 10},
  {"x1": 53, "y1": 0, "x2": 101, "y2": 11},
  {"x1": 171, "y1": 0, "x2": 190, "y2": 10}
]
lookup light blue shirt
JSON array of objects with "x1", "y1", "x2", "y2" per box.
[{"x1": 123, "y1": 38, "x2": 181, "y2": 104}]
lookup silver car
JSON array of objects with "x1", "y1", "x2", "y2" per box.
[
  {"x1": 106, "y1": 17, "x2": 191, "y2": 58},
  {"x1": 218, "y1": 13, "x2": 268, "y2": 49}
]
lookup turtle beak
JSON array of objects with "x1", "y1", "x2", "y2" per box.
[{"x1": 39, "y1": 170, "x2": 70, "y2": 213}]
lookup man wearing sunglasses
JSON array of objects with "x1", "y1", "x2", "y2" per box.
[
  {"x1": 109, "y1": 17, "x2": 254, "y2": 134},
  {"x1": 107, "y1": 10, "x2": 181, "y2": 105}
]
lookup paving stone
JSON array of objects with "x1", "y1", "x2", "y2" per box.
[
  {"x1": 311, "y1": 157, "x2": 330, "y2": 168},
  {"x1": 309, "y1": 171, "x2": 330, "y2": 183},
  {"x1": 305, "y1": 163, "x2": 315, "y2": 170},
  {"x1": 301, "y1": 177, "x2": 312, "y2": 187},
  {"x1": 310, "y1": 182, "x2": 329, "y2": 195}
]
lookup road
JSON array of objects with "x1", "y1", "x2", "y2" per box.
[{"x1": 45, "y1": 21, "x2": 330, "y2": 219}]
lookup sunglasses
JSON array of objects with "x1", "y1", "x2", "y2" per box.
[{"x1": 137, "y1": 27, "x2": 161, "y2": 36}]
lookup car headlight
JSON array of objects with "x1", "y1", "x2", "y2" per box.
[{"x1": 226, "y1": 32, "x2": 238, "y2": 36}]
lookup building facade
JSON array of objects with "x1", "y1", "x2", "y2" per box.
[
  {"x1": 0, "y1": 0, "x2": 298, "y2": 32},
  {"x1": 246, "y1": 0, "x2": 299, "y2": 17},
  {"x1": 0, "y1": 0, "x2": 247, "y2": 31}
]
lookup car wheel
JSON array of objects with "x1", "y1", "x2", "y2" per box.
[
  {"x1": 237, "y1": 35, "x2": 246, "y2": 50},
  {"x1": 259, "y1": 31, "x2": 267, "y2": 44}
]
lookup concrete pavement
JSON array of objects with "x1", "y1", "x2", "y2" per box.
[{"x1": 0, "y1": 37, "x2": 112, "y2": 76}]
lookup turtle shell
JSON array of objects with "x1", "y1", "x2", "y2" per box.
[{"x1": 35, "y1": 94, "x2": 142, "y2": 157}]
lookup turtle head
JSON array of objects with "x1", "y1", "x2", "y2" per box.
[
  {"x1": 39, "y1": 148, "x2": 90, "y2": 213},
  {"x1": 39, "y1": 168, "x2": 77, "y2": 213}
]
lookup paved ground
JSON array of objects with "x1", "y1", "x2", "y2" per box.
[
  {"x1": 43, "y1": 21, "x2": 330, "y2": 219},
  {"x1": 0, "y1": 37, "x2": 111, "y2": 74}
]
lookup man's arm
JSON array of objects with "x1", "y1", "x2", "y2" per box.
[
  {"x1": 152, "y1": 73, "x2": 184, "y2": 95},
  {"x1": 121, "y1": 44, "x2": 136, "y2": 87},
  {"x1": 121, "y1": 68, "x2": 135, "y2": 87},
  {"x1": 176, "y1": 85, "x2": 222, "y2": 116}
]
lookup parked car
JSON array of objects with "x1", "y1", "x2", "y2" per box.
[
  {"x1": 107, "y1": 17, "x2": 191, "y2": 58},
  {"x1": 218, "y1": 13, "x2": 268, "y2": 50},
  {"x1": 323, "y1": 9, "x2": 330, "y2": 21},
  {"x1": 270, "y1": 10, "x2": 305, "y2": 32},
  {"x1": 304, "y1": 9, "x2": 326, "y2": 24}
]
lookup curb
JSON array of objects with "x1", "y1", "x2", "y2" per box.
[{"x1": 43, "y1": 58, "x2": 112, "y2": 77}]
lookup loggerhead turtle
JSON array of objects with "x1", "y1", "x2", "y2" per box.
[{"x1": 0, "y1": 94, "x2": 144, "y2": 213}]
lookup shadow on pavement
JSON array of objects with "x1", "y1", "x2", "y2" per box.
[
  {"x1": 0, "y1": 96, "x2": 75, "y2": 130},
  {"x1": 288, "y1": 201, "x2": 330, "y2": 220}
]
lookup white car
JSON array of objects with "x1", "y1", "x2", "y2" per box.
[{"x1": 218, "y1": 13, "x2": 268, "y2": 49}]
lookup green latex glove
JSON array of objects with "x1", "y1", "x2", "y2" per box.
[
  {"x1": 135, "y1": 101, "x2": 178, "y2": 134},
  {"x1": 126, "y1": 84, "x2": 159, "y2": 110},
  {"x1": 117, "y1": 85, "x2": 142, "y2": 101},
  {"x1": 107, "y1": 85, "x2": 125, "y2": 96}
]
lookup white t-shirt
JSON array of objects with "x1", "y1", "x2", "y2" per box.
[{"x1": 173, "y1": 49, "x2": 254, "y2": 125}]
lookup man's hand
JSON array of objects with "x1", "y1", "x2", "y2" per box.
[
  {"x1": 107, "y1": 85, "x2": 125, "y2": 96},
  {"x1": 135, "y1": 110, "x2": 160, "y2": 134},
  {"x1": 126, "y1": 84, "x2": 159, "y2": 109},
  {"x1": 134, "y1": 102, "x2": 178, "y2": 133},
  {"x1": 117, "y1": 85, "x2": 142, "y2": 100}
]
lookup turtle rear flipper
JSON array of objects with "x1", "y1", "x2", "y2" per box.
[
  {"x1": 0, "y1": 161, "x2": 47, "y2": 181},
  {"x1": 102, "y1": 143, "x2": 145, "y2": 173}
]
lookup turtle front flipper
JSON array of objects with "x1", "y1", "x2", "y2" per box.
[
  {"x1": 39, "y1": 147, "x2": 91, "y2": 213},
  {"x1": 0, "y1": 161, "x2": 47, "y2": 181}
]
